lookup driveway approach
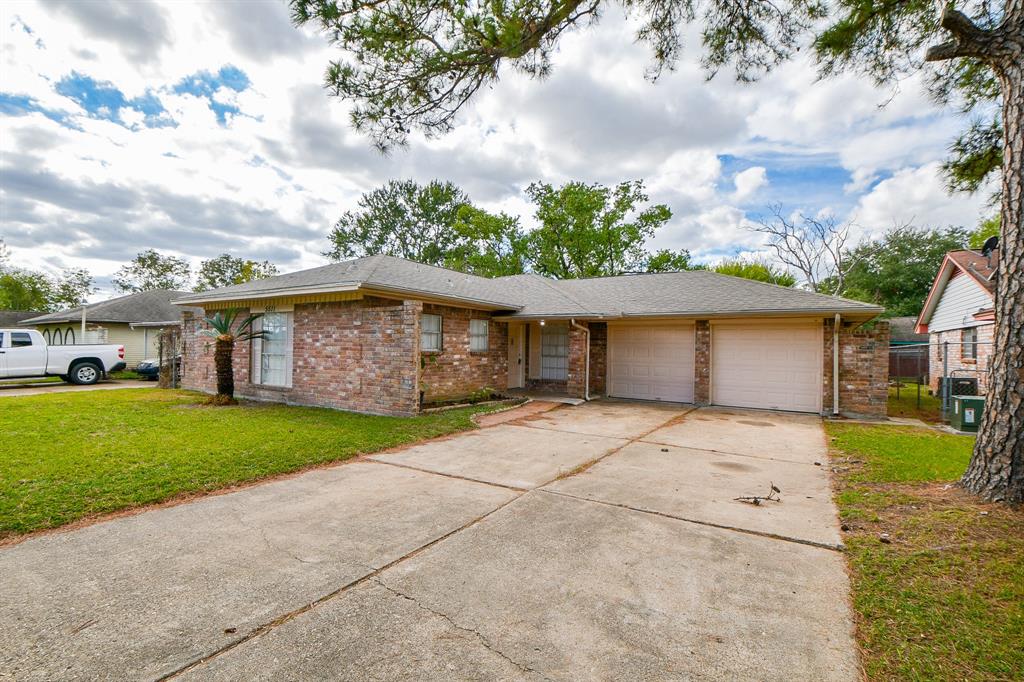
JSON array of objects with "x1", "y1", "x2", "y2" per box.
[{"x1": 0, "y1": 402, "x2": 859, "y2": 681}]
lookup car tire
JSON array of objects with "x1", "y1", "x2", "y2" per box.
[
  {"x1": 57, "y1": 374, "x2": 69, "y2": 383},
  {"x1": 69, "y1": 362, "x2": 102, "y2": 385}
]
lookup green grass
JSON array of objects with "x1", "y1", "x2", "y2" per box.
[
  {"x1": 109, "y1": 370, "x2": 144, "y2": 381},
  {"x1": 0, "y1": 389, "x2": 502, "y2": 539},
  {"x1": 827, "y1": 422, "x2": 1024, "y2": 681},
  {"x1": 888, "y1": 384, "x2": 943, "y2": 423}
]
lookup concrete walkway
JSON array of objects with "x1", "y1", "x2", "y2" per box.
[{"x1": 0, "y1": 402, "x2": 859, "y2": 681}]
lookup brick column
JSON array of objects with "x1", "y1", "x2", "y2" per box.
[
  {"x1": 694, "y1": 320, "x2": 711, "y2": 405},
  {"x1": 566, "y1": 322, "x2": 589, "y2": 399}
]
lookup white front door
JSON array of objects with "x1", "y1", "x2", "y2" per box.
[
  {"x1": 507, "y1": 323, "x2": 524, "y2": 388},
  {"x1": 711, "y1": 320, "x2": 822, "y2": 413},
  {"x1": 608, "y1": 324, "x2": 695, "y2": 402}
]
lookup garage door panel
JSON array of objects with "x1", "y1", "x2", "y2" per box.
[
  {"x1": 712, "y1": 322, "x2": 822, "y2": 413},
  {"x1": 608, "y1": 325, "x2": 695, "y2": 403}
]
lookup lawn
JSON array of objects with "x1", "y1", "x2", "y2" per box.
[
  {"x1": 0, "y1": 388, "x2": 504, "y2": 540},
  {"x1": 887, "y1": 384, "x2": 943, "y2": 422},
  {"x1": 827, "y1": 422, "x2": 1024, "y2": 681}
]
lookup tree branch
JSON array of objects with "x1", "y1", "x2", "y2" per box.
[{"x1": 925, "y1": 7, "x2": 990, "y2": 62}]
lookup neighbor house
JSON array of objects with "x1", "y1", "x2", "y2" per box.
[
  {"x1": 916, "y1": 248, "x2": 998, "y2": 393},
  {"x1": 0, "y1": 310, "x2": 45, "y2": 327},
  {"x1": 174, "y1": 255, "x2": 888, "y2": 417},
  {"x1": 22, "y1": 290, "x2": 202, "y2": 366}
]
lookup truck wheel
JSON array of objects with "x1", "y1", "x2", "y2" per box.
[
  {"x1": 57, "y1": 375, "x2": 69, "y2": 383},
  {"x1": 69, "y1": 362, "x2": 101, "y2": 385}
]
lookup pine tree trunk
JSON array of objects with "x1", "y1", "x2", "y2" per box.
[
  {"x1": 214, "y1": 338, "x2": 235, "y2": 399},
  {"x1": 961, "y1": 37, "x2": 1024, "y2": 502}
]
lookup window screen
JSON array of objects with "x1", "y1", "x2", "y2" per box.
[
  {"x1": 421, "y1": 314, "x2": 442, "y2": 351},
  {"x1": 962, "y1": 327, "x2": 978, "y2": 359},
  {"x1": 469, "y1": 319, "x2": 489, "y2": 352},
  {"x1": 540, "y1": 324, "x2": 568, "y2": 380}
]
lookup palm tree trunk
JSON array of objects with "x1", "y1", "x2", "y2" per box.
[{"x1": 214, "y1": 338, "x2": 235, "y2": 399}]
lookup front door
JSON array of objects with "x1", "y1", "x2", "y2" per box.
[{"x1": 507, "y1": 323, "x2": 524, "y2": 388}]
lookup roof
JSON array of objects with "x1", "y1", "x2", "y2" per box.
[
  {"x1": 174, "y1": 254, "x2": 883, "y2": 320},
  {"x1": 0, "y1": 310, "x2": 45, "y2": 326},
  {"x1": 887, "y1": 316, "x2": 929, "y2": 344},
  {"x1": 22, "y1": 290, "x2": 202, "y2": 326},
  {"x1": 915, "y1": 248, "x2": 997, "y2": 333}
]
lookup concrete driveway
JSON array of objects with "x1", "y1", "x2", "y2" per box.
[
  {"x1": 0, "y1": 402, "x2": 858, "y2": 681},
  {"x1": 0, "y1": 379, "x2": 150, "y2": 397}
]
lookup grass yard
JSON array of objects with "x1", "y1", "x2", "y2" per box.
[
  {"x1": 888, "y1": 384, "x2": 943, "y2": 422},
  {"x1": 827, "y1": 422, "x2": 1024, "y2": 681},
  {"x1": 0, "y1": 388, "x2": 504, "y2": 540}
]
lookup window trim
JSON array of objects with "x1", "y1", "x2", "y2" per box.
[
  {"x1": 421, "y1": 313, "x2": 443, "y2": 352},
  {"x1": 962, "y1": 327, "x2": 978, "y2": 360},
  {"x1": 469, "y1": 318, "x2": 489, "y2": 353},
  {"x1": 251, "y1": 312, "x2": 294, "y2": 388}
]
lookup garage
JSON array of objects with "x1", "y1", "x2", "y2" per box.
[
  {"x1": 711, "y1": 320, "x2": 822, "y2": 413},
  {"x1": 607, "y1": 324, "x2": 694, "y2": 402}
]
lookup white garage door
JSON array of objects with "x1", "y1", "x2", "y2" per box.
[
  {"x1": 608, "y1": 324, "x2": 694, "y2": 402},
  {"x1": 712, "y1": 321, "x2": 822, "y2": 413}
]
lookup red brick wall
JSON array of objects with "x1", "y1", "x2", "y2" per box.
[
  {"x1": 823, "y1": 318, "x2": 890, "y2": 418},
  {"x1": 928, "y1": 324, "x2": 994, "y2": 393},
  {"x1": 694, "y1": 320, "x2": 711, "y2": 405},
  {"x1": 588, "y1": 322, "x2": 607, "y2": 395},
  {"x1": 419, "y1": 304, "x2": 507, "y2": 403},
  {"x1": 566, "y1": 322, "x2": 589, "y2": 398},
  {"x1": 181, "y1": 297, "x2": 421, "y2": 416}
]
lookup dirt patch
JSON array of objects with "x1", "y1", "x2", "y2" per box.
[
  {"x1": 474, "y1": 401, "x2": 562, "y2": 428},
  {"x1": 710, "y1": 460, "x2": 758, "y2": 472},
  {"x1": 737, "y1": 420, "x2": 776, "y2": 427}
]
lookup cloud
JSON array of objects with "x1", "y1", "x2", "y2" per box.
[
  {"x1": 733, "y1": 167, "x2": 768, "y2": 201},
  {"x1": 42, "y1": 0, "x2": 171, "y2": 64}
]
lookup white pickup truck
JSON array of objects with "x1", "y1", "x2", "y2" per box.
[{"x1": 0, "y1": 329, "x2": 126, "y2": 385}]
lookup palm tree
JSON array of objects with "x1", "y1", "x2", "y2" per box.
[{"x1": 198, "y1": 309, "x2": 266, "y2": 404}]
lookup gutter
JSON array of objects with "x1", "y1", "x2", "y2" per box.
[
  {"x1": 570, "y1": 318, "x2": 590, "y2": 401},
  {"x1": 833, "y1": 313, "x2": 840, "y2": 416}
]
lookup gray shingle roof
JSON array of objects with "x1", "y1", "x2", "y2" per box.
[
  {"x1": 0, "y1": 310, "x2": 45, "y2": 326},
  {"x1": 22, "y1": 290, "x2": 202, "y2": 325},
  {"x1": 174, "y1": 255, "x2": 883, "y2": 319}
]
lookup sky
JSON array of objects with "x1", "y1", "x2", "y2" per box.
[{"x1": 0, "y1": 0, "x2": 992, "y2": 299}]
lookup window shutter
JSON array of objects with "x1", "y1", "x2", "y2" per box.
[{"x1": 528, "y1": 323, "x2": 542, "y2": 380}]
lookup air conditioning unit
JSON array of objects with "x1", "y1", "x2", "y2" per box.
[{"x1": 938, "y1": 377, "x2": 978, "y2": 397}]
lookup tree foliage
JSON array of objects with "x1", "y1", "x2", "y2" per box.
[
  {"x1": 194, "y1": 254, "x2": 279, "y2": 292},
  {"x1": 112, "y1": 249, "x2": 191, "y2": 293},
  {"x1": 711, "y1": 258, "x2": 797, "y2": 287},
  {"x1": 325, "y1": 180, "x2": 470, "y2": 264},
  {"x1": 448, "y1": 205, "x2": 530, "y2": 276},
  {"x1": 969, "y1": 213, "x2": 1000, "y2": 248},
  {"x1": 0, "y1": 242, "x2": 95, "y2": 312},
  {"x1": 839, "y1": 225, "x2": 969, "y2": 317}
]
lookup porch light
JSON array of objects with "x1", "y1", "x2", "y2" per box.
[{"x1": 539, "y1": 319, "x2": 545, "y2": 326}]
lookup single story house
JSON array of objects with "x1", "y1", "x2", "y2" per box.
[
  {"x1": 916, "y1": 247, "x2": 998, "y2": 393},
  {"x1": 0, "y1": 310, "x2": 45, "y2": 326},
  {"x1": 22, "y1": 290, "x2": 202, "y2": 366},
  {"x1": 174, "y1": 255, "x2": 888, "y2": 418}
]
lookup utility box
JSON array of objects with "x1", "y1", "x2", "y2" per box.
[{"x1": 950, "y1": 395, "x2": 985, "y2": 432}]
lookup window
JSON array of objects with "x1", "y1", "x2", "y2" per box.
[
  {"x1": 421, "y1": 314, "x2": 442, "y2": 352},
  {"x1": 11, "y1": 332, "x2": 33, "y2": 348},
  {"x1": 0, "y1": 332, "x2": 4, "y2": 347},
  {"x1": 962, "y1": 327, "x2": 978, "y2": 360},
  {"x1": 469, "y1": 319, "x2": 489, "y2": 352},
  {"x1": 65, "y1": 328, "x2": 75, "y2": 344},
  {"x1": 252, "y1": 312, "x2": 293, "y2": 387},
  {"x1": 540, "y1": 324, "x2": 568, "y2": 380}
]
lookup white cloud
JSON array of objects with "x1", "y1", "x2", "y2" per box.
[{"x1": 733, "y1": 167, "x2": 768, "y2": 201}]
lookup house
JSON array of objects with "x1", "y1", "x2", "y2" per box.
[
  {"x1": 174, "y1": 255, "x2": 889, "y2": 417},
  {"x1": 22, "y1": 290, "x2": 202, "y2": 366},
  {"x1": 916, "y1": 247, "x2": 998, "y2": 393},
  {"x1": 0, "y1": 310, "x2": 45, "y2": 327},
  {"x1": 887, "y1": 315, "x2": 930, "y2": 380}
]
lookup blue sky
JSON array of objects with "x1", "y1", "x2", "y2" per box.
[{"x1": 0, "y1": 0, "x2": 989, "y2": 297}]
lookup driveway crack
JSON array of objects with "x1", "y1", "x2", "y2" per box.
[{"x1": 372, "y1": 577, "x2": 552, "y2": 681}]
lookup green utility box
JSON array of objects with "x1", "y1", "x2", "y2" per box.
[{"x1": 950, "y1": 395, "x2": 985, "y2": 432}]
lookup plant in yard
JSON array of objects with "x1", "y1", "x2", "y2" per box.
[{"x1": 198, "y1": 309, "x2": 266, "y2": 405}]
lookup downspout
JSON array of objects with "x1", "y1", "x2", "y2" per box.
[
  {"x1": 833, "y1": 314, "x2": 840, "y2": 416},
  {"x1": 570, "y1": 319, "x2": 590, "y2": 401}
]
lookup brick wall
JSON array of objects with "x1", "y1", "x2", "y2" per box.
[
  {"x1": 566, "y1": 322, "x2": 589, "y2": 398},
  {"x1": 928, "y1": 324, "x2": 994, "y2": 393},
  {"x1": 588, "y1": 322, "x2": 607, "y2": 395},
  {"x1": 694, "y1": 320, "x2": 711, "y2": 405},
  {"x1": 419, "y1": 304, "x2": 507, "y2": 404},
  {"x1": 181, "y1": 297, "x2": 421, "y2": 416},
  {"x1": 823, "y1": 318, "x2": 890, "y2": 418}
]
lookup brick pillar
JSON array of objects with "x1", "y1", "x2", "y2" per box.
[
  {"x1": 403, "y1": 300, "x2": 423, "y2": 414},
  {"x1": 566, "y1": 322, "x2": 589, "y2": 399},
  {"x1": 694, "y1": 320, "x2": 711, "y2": 405}
]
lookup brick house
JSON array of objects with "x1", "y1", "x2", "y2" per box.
[
  {"x1": 916, "y1": 248, "x2": 998, "y2": 393},
  {"x1": 174, "y1": 255, "x2": 888, "y2": 417}
]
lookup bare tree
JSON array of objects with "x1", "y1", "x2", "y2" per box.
[{"x1": 750, "y1": 205, "x2": 857, "y2": 295}]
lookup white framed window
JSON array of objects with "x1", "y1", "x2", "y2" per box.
[
  {"x1": 540, "y1": 324, "x2": 568, "y2": 380},
  {"x1": 421, "y1": 314, "x2": 442, "y2": 352},
  {"x1": 252, "y1": 312, "x2": 293, "y2": 387},
  {"x1": 962, "y1": 327, "x2": 978, "y2": 359},
  {"x1": 469, "y1": 319, "x2": 489, "y2": 352}
]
